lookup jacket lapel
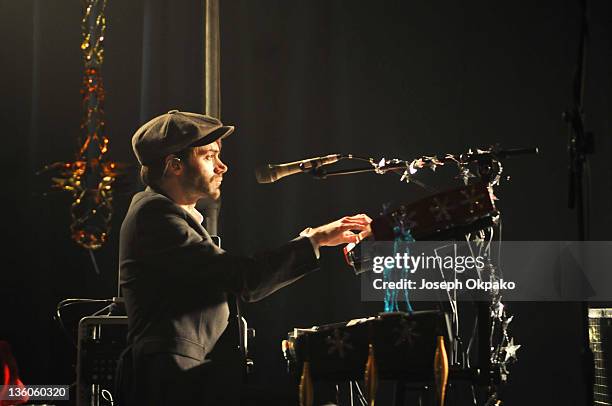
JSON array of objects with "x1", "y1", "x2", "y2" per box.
[{"x1": 140, "y1": 187, "x2": 211, "y2": 239}]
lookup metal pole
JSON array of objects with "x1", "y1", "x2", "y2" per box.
[
  {"x1": 204, "y1": 0, "x2": 220, "y2": 118},
  {"x1": 201, "y1": 0, "x2": 221, "y2": 235}
]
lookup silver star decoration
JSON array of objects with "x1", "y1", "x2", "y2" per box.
[
  {"x1": 488, "y1": 186, "x2": 499, "y2": 201},
  {"x1": 455, "y1": 166, "x2": 477, "y2": 185},
  {"x1": 400, "y1": 160, "x2": 420, "y2": 182},
  {"x1": 491, "y1": 300, "x2": 504, "y2": 320},
  {"x1": 502, "y1": 315, "x2": 514, "y2": 331},
  {"x1": 500, "y1": 363, "x2": 509, "y2": 382},
  {"x1": 394, "y1": 319, "x2": 420, "y2": 347},
  {"x1": 374, "y1": 158, "x2": 386, "y2": 174},
  {"x1": 502, "y1": 338, "x2": 521, "y2": 362},
  {"x1": 429, "y1": 197, "x2": 452, "y2": 222},
  {"x1": 375, "y1": 157, "x2": 400, "y2": 175},
  {"x1": 424, "y1": 156, "x2": 444, "y2": 171},
  {"x1": 326, "y1": 329, "x2": 353, "y2": 358}
]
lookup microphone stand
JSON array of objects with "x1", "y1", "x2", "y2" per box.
[
  {"x1": 308, "y1": 147, "x2": 538, "y2": 181},
  {"x1": 310, "y1": 163, "x2": 405, "y2": 178},
  {"x1": 311, "y1": 145, "x2": 538, "y2": 401},
  {"x1": 564, "y1": 0, "x2": 595, "y2": 404}
]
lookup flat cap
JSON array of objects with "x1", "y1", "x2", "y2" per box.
[{"x1": 132, "y1": 110, "x2": 234, "y2": 165}]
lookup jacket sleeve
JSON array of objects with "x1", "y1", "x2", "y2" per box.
[{"x1": 131, "y1": 197, "x2": 320, "y2": 303}]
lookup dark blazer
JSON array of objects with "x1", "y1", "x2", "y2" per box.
[{"x1": 117, "y1": 187, "x2": 319, "y2": 404}]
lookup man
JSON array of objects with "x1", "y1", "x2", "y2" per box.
[{"x1": 116, "y1": 110, "x2": 371, "y2": 405}]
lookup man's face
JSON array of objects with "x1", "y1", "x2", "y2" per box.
[{"x1": 179, "y1": 141, "x2": 227, "y2": 201}]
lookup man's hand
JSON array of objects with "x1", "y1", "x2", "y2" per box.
[{"x1": 302, "y1": 214, "x2": 372, "y2": 251}]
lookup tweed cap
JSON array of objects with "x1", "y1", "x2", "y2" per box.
[{"x1": 132, "y1": 110, "x2": 234, "y2": 165}]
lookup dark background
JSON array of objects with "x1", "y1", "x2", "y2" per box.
[{"x1": 2, "y1": 0, "x2": 612, "y2": 404}]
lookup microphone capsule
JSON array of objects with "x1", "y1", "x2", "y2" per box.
[{"x1": 255, "y1": 164, "x2": 276, "y2": 183}]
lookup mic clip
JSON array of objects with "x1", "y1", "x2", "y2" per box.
[{"x1": 301, "y1": 161, "x2": 328, "y2": 179}]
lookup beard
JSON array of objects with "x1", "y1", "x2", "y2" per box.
[{"x1": 180, "y1": 161, "x2": 221, "y2": 201}]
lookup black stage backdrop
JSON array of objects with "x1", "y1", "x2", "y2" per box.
[{"x1": 2, "y1": 0, "x2": 612, "y2": 404}]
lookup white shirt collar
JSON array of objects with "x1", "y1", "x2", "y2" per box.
[{"x1": 182, "y1": 205, "x2": 204, "y2": 225}]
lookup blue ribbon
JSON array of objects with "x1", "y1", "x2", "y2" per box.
[{"x1": 383, "y1": 226, "x2": 415, "y2": 313}]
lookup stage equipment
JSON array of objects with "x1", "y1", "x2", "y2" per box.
[
  {"x1": 588, "y1": 308, "x2": 612, "y2": 404},
  {"x1": 563, "y1": 1, "x2": 596, "y2": 404},
  {"x1": 275, "y1": 144, "x2": 537, "y2": 405},
  {"x1": 344, "y1": 182, "x2": 497, "y2": 275},
  {"x1": 255, "y1": 154, "x2": 344, "y2": 184},
  {"x1": 76, "y1": 316, "x2": 128, "y2": 406},
  {"x1": 287, "y1": 145, "x2": 537, "y2": 186},
  {"x1": 37, "y1": 0, "x2": 122, "y2": 252},
  {"x1": 372, "y1": 182, "x2": 496, "y2": 242},
  {"x1": 283, "y1": 311, "x2": 451, "y2": 406}
]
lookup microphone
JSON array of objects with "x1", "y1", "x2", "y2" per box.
[{"x1": 255, "y1": 154, "x2": 342, "y2": 183}]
